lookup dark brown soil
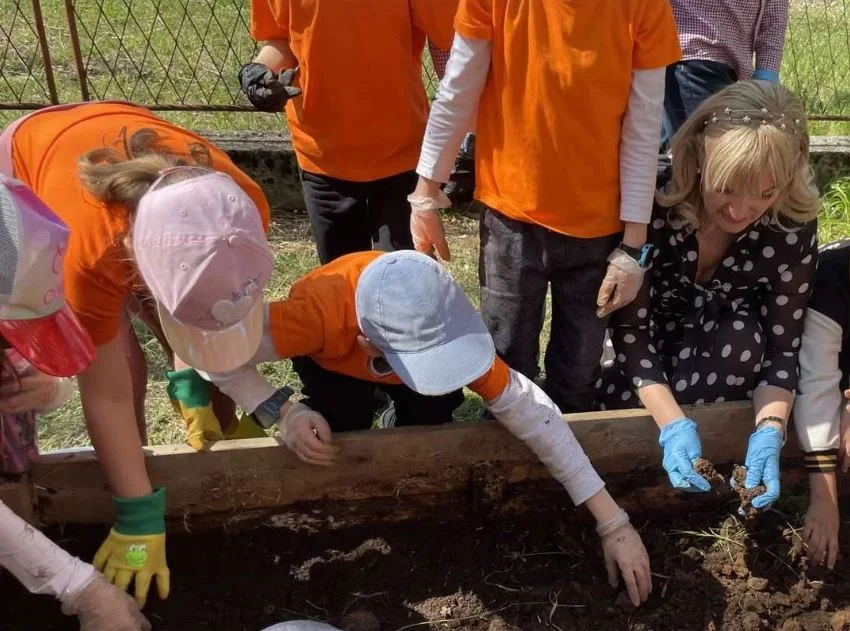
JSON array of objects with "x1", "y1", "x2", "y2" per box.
[
  {"x1": 694, "y1": 458, "x2": 726, "y2": 491},
  {"x1": 2, "y1": 496, "x2": 847, "y2": 631},
  {"x1": 732, "y1": 464, "x2": 768, "y2": 519}
]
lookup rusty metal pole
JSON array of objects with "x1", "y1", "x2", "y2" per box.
[
  {"x1": 30, "y1": 0, "x2": 59, "y2": 104},
  {"x1": 64, "y1": 0, "x2": 90, "y2": 101}
]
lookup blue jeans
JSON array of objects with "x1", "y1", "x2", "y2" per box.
[{"x1": 661, "y1": 60, "x2": 737, "y2": 151}]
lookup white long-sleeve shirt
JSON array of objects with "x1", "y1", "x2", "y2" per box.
[
  {"x1": 0, "y1": 500, "x2": 95, "y2": 604},
  {"x1": 792, "y1": 240, "x2": 850, "y2": 472}
]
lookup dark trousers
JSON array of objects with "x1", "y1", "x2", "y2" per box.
[
  {"x1": 478, "y1": 207, "x2": 620, "y2": 413},
  {"x1": 292, "y1": 357, "x2": 464, "y2": 432},
  {"x1": 661, "y1": 60, "x2": 737, "y2": 151},
  {"x1": 300, "y1": 169, "x2": 417, "y2": 264}
]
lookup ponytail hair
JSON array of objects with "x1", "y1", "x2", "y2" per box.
[{"x1": 78, "y1": 127, "x2": 212, "y2": 213}]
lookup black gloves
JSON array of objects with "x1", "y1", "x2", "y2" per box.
[
  {"x1": 443, "y1": 133, "x2": 476, "y2": 206},
  {"x1": 239, "y1": 63, "x2": 301, "y2": 112}
]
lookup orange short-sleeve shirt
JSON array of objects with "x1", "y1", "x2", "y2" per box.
[
  {"x1": 455, "y1": 0, "x2": 680, "y2": 238},
  {"x1": 10, "y1": 102, "x2": 271, "y2": 346},
  {"x1": 250, "y1": 0, "x2": 458, "y2": 182},
  {"x1": 267, "y1": 250, "x2": 510, "y2": 399}
]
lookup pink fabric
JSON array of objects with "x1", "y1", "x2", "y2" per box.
[
  {"x1": 0, "y1": 350, "x2": 38, "y2": 474},
  {"x1": 133, "y1": 171, "x2": 273, "y2": 332},
  {"x1": 670, "y1": 0, "x2": 789, "y2": 80}
]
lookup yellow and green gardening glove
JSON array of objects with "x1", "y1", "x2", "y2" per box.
[
  {"x1": 93, "y1": 488, "x2": 169, "y2": 608},
  {"x1": 167, "y1": 367, "x2": 226, "y2": 450},
  {"x1": 166, "y1": 368, "x2": 264, "y2": 450}
]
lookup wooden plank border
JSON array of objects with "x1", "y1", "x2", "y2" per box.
[{"x1": 30, "y1": 402, "x2": 802, "y2": 525}]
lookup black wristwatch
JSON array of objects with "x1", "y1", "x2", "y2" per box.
[
  {"x1": 251, "y1": 386, "x2": 295, "y2": 429},
  {"x1": 618, "y1": 242, "x2": 653, "y2": 269}
]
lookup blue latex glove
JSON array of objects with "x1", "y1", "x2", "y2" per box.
[
  {"x1": 735, "y1": 425, "x2": 783, "y2": 510},
  {"x1": 752, "y1": 69, "x2": 779, "y2": 82},
  {"x1": 658, "y1": 418, "x2": 711, "y2": 493}
]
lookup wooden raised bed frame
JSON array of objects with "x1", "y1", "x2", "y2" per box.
[{"x1": 1, "y1": 401, "x2": 817, "y2": 527}]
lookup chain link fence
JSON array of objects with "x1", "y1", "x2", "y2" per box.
[{"x1": 0, "y1": 1, "x2": 847, "y2": 123}]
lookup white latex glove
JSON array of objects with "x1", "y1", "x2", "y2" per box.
[
  {"x1": 596, "y1": 248, "x2": 645, "y2": 318},
  {"x1": 61, "y1": 574, "x2": 151, "y2": 631},
  {"x1": 601, "y1": 522, "x2": 652, "y2": 607},
  {"x1": 278, "y1": 401, "x2": 339, "y2": 466},
  {"x1": 408, "y1": 192, "x2": 451, "y2": 261}
]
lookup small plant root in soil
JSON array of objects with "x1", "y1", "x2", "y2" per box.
[
  {"x1": 732, "y1": 464, "x2": 768, "y2": 519},
  {"x1": 3, "y1": 500, "x2": 848, "y2": 631}
]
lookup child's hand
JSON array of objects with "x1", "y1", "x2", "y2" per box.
[
  {"x1": 803, "y1": 472, "x2": 840, "y2": 569},
  {"x1": 0, "y1": 369, "x2": 65, "y2": 414},
  {"x1": 601, "y1": 522, "x2": 652, "y2": 607},
  {"x1": 278, "y1": 402, "x2": 339, "y2": 466}
]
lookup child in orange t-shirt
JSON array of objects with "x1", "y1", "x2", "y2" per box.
[
  {"x1": 0, "y1": 101, "x2": 273, "y2": 607},
  {"x1": 127, "y1": 177, "x2": 655, "y2": 604},
  {"x1": 410, "y1": 0, "x2": 681, "y2": 413},
  {"x1": 239, "y1": 0, "x2": 458, "y2": 264}
]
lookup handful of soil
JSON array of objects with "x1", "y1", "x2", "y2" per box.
[
  {"x1": 693, "y1": 458, "x2": 726, "y2": 491},
  {"x1": 731, "y1": 464, "x2": 766, "y2": 518}
]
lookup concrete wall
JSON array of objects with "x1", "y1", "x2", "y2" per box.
[{"x1": 205, "y1": 132, "x2": 850, "y2": 212}]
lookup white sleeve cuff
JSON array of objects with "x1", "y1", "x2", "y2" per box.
[
  {"x1": 793, "y1": 308, "x2": 844, "y2": 452},
  {"x1": 485, "y1": 369, "x2": 605, "y2": 505},
  {"x1": 619, "y1": 67, "x2": 666, "y2": 224},
  {"x1": 416, "y1": 34, "x2": 491, "y2": 183}
]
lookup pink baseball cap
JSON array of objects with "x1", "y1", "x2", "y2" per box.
[
  {"x1": 133, "y1": 170, "x2": 273, "y2": 373},
  {"x1": 0, "y1": 175, "x2": 95, "y2": 377}
]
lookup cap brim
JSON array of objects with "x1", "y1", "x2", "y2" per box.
[
  {"x1": 382, "y1": 319, "x2": 496, "y2": 396},
  {"x1": 158, "y1": 299, "x2": 263, "y2": 373},
  {"x1": 0, "y1": 304, "x2": 95, "y2": 377}
]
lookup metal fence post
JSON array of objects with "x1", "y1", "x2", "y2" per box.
[
  {"x1": 64, "y1": 0, "x2": 90, "y2": 102},
  {"x1": 30, "y1": 0, "x2": 59, "y2": 104}
]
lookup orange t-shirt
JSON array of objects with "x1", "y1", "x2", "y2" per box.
[
  {"x1": 251, "y1": 0, "x2": 458, "y2": 182},
  {"x1": 10, "y1": 102, "x2": 271, "y2": 346},
  {"x1": 267, "y1": 251, "x2": 510, "y2": 399},
  {"x1": 455, "y1": 0, "x2": 681, "y2": 238}
]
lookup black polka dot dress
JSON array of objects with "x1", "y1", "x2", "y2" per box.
[{"x1": 598, "y1": 206, "x2": 818, "y2": 410}]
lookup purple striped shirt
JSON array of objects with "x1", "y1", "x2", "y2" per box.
[{"x1": 670, "y1": 0, "x2": 789, "y2": 80}]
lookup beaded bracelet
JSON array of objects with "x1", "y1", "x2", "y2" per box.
[
  {"x1": 755, "y1": 415, "x2": 787, "y2": 444},
  {"x1": 596, "y1": 508, "x2": 630, "y2": 538}
]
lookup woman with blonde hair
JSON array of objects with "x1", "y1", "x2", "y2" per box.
[
  {"x1": 599, "y1": 80, "x2": 819, "y2": 510},
  {"x1": 0, "y1": 101, "x2": 272, "y2": 608}
]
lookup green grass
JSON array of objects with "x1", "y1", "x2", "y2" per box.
[
  {"x1": 0, "y1": 0, "x2": 441, "y2": 130},
  {"x1": 5, "y1": 1, "x2": 850, "y2": 448},
  {"x1": 0, "y1": 1, "x2": 847, "y2": 131}
]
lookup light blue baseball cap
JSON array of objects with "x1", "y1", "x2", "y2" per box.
[{"x1": 355, "y1": 251, "x2": 495, "y2": 395}]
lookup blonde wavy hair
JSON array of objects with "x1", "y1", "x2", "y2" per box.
[
  {"x1": 657, "y1": 80, "x2": 819, "y2": 231},
  {"x1": 78, "y1": 127, "x2": 214, "y2": 295},
  {"x1": 78, "y1": 127, "x2": 213, "y2": 214}
]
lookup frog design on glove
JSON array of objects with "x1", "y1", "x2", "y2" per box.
[{"x1": 125, "y1": 543, "x2": 148, "y2": 569}]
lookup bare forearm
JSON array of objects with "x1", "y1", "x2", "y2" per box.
[
  {"x1": 78, "y1": 354, "x2": 152, "y2": 499},
  {"x1": 583, "y1": 488, "x2": 623, "y2": 525},
  {"x1": 753, "y1": 384, "x2": 793, "y2": 433},
  {"x1": 622, "y1": 221, "x2": 648, "y2": 248},
  {"x1": 636, "y1": 383, "x2": 686, "y2": 428},
  {"x1": 809, "y1": 470, "x2": 838, "y2": 504},
  {"x1": 254, "y1": 41, "x2": 297, "y2": 72}
]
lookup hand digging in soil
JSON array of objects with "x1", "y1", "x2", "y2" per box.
[{"x1": 732, "y1": 464, "x2": 767, "y2": 519}]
